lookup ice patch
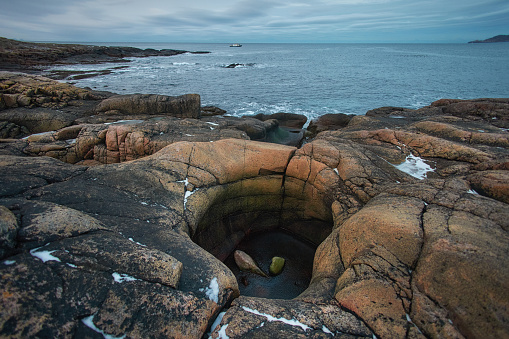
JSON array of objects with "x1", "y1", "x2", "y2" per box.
[
  {"x1": 200, "y1": 277, "x2": 219, "y2": 303},
  {"x1": 217, "y1": 324, "x2": 229, "y2": 339},
  {"x1": 3, "y1": 260, "x2": 15, "y2": 265},
  {"x1": 82, "y1": 314, "x2": 126, "y2": 339},
  {"x1": 22, "y1": 132, "x2": 52, "y2": 140},
  {"x1": 128, "y1": 237, "x2": 147, "y2": 247},
  {"x1": 183, "y1": 188, "x2": 199, "y2": 209},
  {"x1": 241, "y1": 306, "x2": 310, "y2": 331},
  {"x1": 104, "y1": 119, "x2": 144, "y2": 125},
  {"x1": 208, "y1": 311, "x2": 226, "y2": 336},
  {"x1": 30, "y1": 246, "x2": 61, "y2": 263},
  {"x1": 322, "y1": 325, "x2": 333, "y2": 334},
  {"x1": 177, "y1": 178, "x2": 189, "y2": 186},
  {"x1": 394, "y1": 153, "x2": 434, "y2": 180},
  {"x1": 112, "y1": 272, "x2": 139, "y2": 283}
]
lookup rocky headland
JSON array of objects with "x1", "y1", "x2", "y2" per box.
[
  {"x1": 0, "y1": 37, "x2": 208, "y2": 79},
  {"x1": 0, "y1": 43, "x2": 508, "y2": 338},
  {"x1": 468, "y1": 35, "x2": 509, "y2": 43}
]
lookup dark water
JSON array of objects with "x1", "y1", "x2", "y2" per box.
[
  {"x1": 223, "y1": 230, "x2": 316, "y2": 299},
  {"x1": 49, "y1": 42, "x2": 509, "y2": 122}
]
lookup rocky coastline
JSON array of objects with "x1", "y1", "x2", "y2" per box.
[{"x1": 1, "y1": 40, "x2": 509, "y2": 338}]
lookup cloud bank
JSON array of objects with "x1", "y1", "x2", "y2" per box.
[{"x1": 1, "y1": 0, "x2": 508, "y2": 42}]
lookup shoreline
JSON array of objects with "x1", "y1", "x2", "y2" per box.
[
  {"x1": 0, "y1": 36, "x2": 209, "y2": 77},
  {"x1": 0, "y1": 39, "x2": 509, "y2": 339}
]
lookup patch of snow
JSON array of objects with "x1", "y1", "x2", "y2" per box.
[
  {"x1": 217, "y1": 324, "x2": 229, "y2": 339},
  {"x1": 67, "y1": 263, "x2": 78, "y2": 268},
  {"x1": 82, "y1": 314, "x2": 126, "y2": 339},
  {"x1": 389, "y1": 115, "x2": 406, "y2": 119},
  {"x1": 209, "y1": 126, "x2": 215, "y2": 130},
  {"x1": 21, "y1": 132, "x2": 52, "y2": 140},
  {"x1": 184, "y1": 189, "x2": 198, "y2": 209},
  {"x1": 104, "y1": 120, "x2": 144, "y2": 125},
  {"x1": 65, "y1": 139, "x2": 77, "y2": 145},
  {"x1": 208, "y1": 311, "x2": 226, "y2": 336},
  {"x1": 241, "y1": 306, "x2": 310, "y2": 331},
  {"x1": 467, "y1": 189, "x2": 479, "y2": 195},
  {"x1": 206, "y1": 122, "x2": 219, "y2": 126},
  {"x1": 112, "y1": 272, "x2": 139, "y2": 283},
  {"x1": 128, "y1": 237, "x2": 147, "y2": 247},
  {"x1": 30, "y1": 246, "x2": 61, "y2": 263},
  {"x1": 140, "y1": 201, "x2": 148, "y2": 205},
  {"x1": 185, "y1": 134, "x2": 195, "y2": 137},
  {"x1": 333, "y1": 168, "x2": 339, "y2": 175},
  {"x1": 477, "y1": 130, "x2": 485, "y2": 133},
  {"x1": 394, "y1": 153, "x2": 435, "y2": 180},
  {"x1": 177, "y1": 178, "x2": 189, "y2": 187},
  {"x1": 406, "y1": 313, "x2": 412, "y2": 322},
  {"x1": 200, "y1": 277, "x2": 219, "y2": 303},
  {"x1": 160, "y1": 132, "x2": 164, "y2": 135},
  {"x1": 3, "y1": 260, "x2": 15, "y2": 265},
  {"x1": 322, "y1": 325, "x2": 333, "y2": 334}
]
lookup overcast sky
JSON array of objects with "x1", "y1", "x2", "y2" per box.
[{"x1": 1, "y1": 0, "x2": 508, "y2": 43}]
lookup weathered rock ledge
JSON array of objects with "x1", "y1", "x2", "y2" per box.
[{"x1": 1, "y1": 72, "x2": 508, "y2": 338}]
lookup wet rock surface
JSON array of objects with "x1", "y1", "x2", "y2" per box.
[{"x1": 0, "y1": 71, "x2": 508, "y2": 338}]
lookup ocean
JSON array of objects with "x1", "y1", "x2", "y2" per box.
[{"x1": 48, "y1": 43, "x2": 509, "y2": 122}]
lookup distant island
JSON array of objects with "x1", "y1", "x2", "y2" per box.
[{"x1": 468, "y1": 35, "x2": 509, "y2": 43}]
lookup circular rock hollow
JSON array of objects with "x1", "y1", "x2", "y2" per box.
[{"x1": 188, "y1": 143, "x2": 334, "y2": 299}]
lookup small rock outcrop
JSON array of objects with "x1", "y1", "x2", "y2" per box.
[{"x1": 95, "y1": 93, "x2": 201, "y2": 119}]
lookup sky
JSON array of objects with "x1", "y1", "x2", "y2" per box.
[{"x1": 1, "y1": 0, "x2": 508, "y2": 43}]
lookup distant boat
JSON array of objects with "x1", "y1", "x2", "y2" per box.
[{"x1": 230, "y1": 43, "x2": 242, "y2": 47}]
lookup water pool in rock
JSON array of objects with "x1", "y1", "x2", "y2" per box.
[{"x1": 223, "y1": 230, "x2": 316, "y2": 299}]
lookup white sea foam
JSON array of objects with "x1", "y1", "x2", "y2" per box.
[
  {"x1": 241, "y1": 306, "x2": 310, "y2": 331},
  {"x1": 395, "y1": 153, "x2": 435, "y2": 180}
]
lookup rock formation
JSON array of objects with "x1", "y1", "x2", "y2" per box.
[
  {"x1": 0, "y1": 72, "x2": 508, "y2": 338},
  {"x1": 0, "y1": 37, "x2": 208, "y2": 71}
]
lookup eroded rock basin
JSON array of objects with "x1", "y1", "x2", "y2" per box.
[{"x1": 223, "y1": 229, "x2": 316, "y2": 299}]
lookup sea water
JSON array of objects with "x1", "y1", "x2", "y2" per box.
[{"x1": 48, "y1": 43, "x2": 509, "y2": 121}]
